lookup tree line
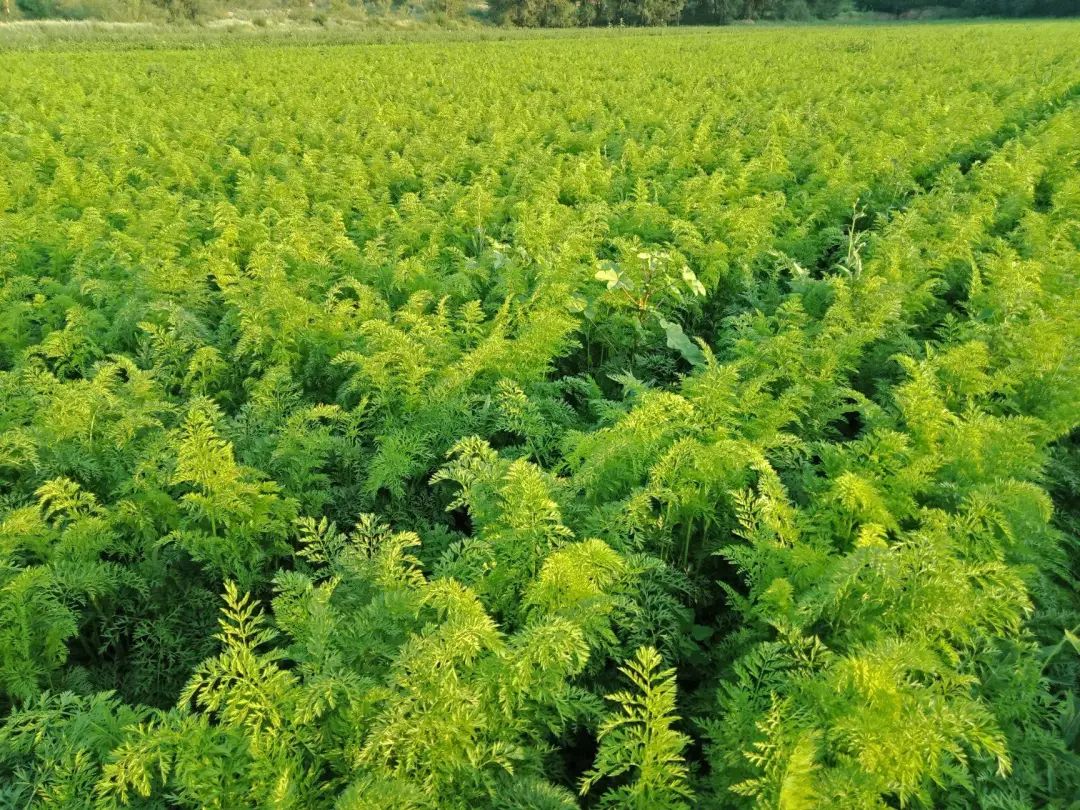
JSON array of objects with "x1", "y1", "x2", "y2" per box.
[
  {"x1": 492, "y1": 0, "x2": 1077, "y2": 26},
  {"x1": 6, "y1": 0, "x2": 1078, "y2": 25}
]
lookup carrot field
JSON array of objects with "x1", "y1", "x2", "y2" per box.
[{"x1": 1, "y1": 21, "x2": 1079, "y2": 808}]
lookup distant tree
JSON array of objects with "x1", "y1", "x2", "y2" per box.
[
  {"x1": 15, "y1": 0, "x2": 58, "y2": 17},
  {"x1": 681, "y1": 0, "x2": 742, "y2": 22},
  {"x1": 149, "y1": 0, "x2": 201, "y2": 20},
  {"x1": 958, "y1": 0, "x2": 1079, "y2": 14},
  {"x1": 489, "y1": 0, "x2": 578, "y2": 25},
  {"x1": 808, "y1": 0, "x2": 842, "y2": 16},
  {"x1": 639, "y1": 0, "x2": 685, "y2": 22},
  {"x1": 855, "y1": 0, "x2": 931, "y2": 16},
  {"x1": 766, "y1": 0, "x2": 813, "y2": 19},
  {"x1": 598, "y1": 0, "x2": 685, "y2": 24},
  {"x1": 427, "y1": 0, "x2": 468, "y2": 15}
]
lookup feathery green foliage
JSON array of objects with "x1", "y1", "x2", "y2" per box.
[{"x1": 0, "y1": 22, "x2": 1078, "y2": 810}]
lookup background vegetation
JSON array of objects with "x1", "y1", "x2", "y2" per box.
[
  {"x1": 1, "y1": 0, "x2": 1076, "y2": 28},
  {"x1": 0, "y1": 20, "x2": 1078, "y2": 809}
]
